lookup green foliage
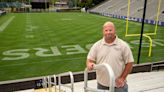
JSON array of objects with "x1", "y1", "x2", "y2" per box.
[
  {"x1": 78, "y1": 0, "x2": 93, "y2": 8},
  {"x1": 78, "y1": 0, "x2": 105, "y2": 8}
]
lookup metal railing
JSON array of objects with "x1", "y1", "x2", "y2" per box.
[
  {"x1": 42, "y1": 71, "x2": 74, "y2": 92},
  {"x1": 58, "y1": 71, "x2": 74, "y2": 92},
  {"x1": 42, "y1": 74, "x2": 57, "y2": 92},
  {"x1": 84, "y1": 63, "x2": 115, "y2": 92}
]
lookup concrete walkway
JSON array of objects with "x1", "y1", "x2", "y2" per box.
[{"x1": 59, "y1": 71, "x2": 164, "y2": 92}]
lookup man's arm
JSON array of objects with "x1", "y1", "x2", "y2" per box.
[
  {"x1": 120, "y1": 62, "x2": 133, "y2": 80},
  {"x1": 116, "y1": 62, "x2": 133, "y2": 88},
  {"x1": 86, "y1": 59, "x2": 95, "y2": 71}
]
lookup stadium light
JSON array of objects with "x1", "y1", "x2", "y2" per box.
[
  {"x1": 75, "y1": 0, "x2": 77, "y2": 8},
  {"x1": 137, "y1": 0, "x2": 147, "y2": 64},
  {"x1": 45, "y1": 0, "x2": 47, "y2": 11}
]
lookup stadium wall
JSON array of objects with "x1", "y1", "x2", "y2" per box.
[
  {"x1": 0, "y1": 61, "x2": 164, "y2": 92},
  {"x1": 89, "y1": 11, "x2": 164, "y2": 26}
]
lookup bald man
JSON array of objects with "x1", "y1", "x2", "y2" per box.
[{"x1": 86, "y1": 21, "x2": 134, "y2": 92}]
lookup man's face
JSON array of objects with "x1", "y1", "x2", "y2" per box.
[{"x1": 103, "y1": 24, "x2": 116, "y2": 41}]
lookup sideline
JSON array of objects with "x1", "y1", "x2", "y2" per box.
[{"x1": 0, "y1": 16, "x2": 15, "y2": 32}]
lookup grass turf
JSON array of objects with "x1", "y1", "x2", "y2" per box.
[{"x1": 0, "y1": 12, "x2": 163, "y2": 81}]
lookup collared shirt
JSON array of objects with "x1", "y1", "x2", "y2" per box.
[{"x1": 87, "y1": 36, "x2": 134, "y2": 86}]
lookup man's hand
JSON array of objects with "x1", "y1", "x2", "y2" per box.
[
  {"x1": 115, "y1": 77, "x2": 125, "y2": 88},
  {"x1": 115, "y1": 62, "x2": 133, "y2": 88},
  {"x1": 86, "y1": 59, "x2": 95, "y2": 71}
]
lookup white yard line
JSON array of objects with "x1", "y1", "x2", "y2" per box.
[{"x1": 0, "y1": 16, "x2": 15, "y2": 32}]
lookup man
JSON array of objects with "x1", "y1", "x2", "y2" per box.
[{"x1": 86, "y1": 21, "x2": 134, "y2": 92}]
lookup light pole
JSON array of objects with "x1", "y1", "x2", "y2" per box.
[{"x1": 45, "y1": 0, "x2": 46, "y2": 11}]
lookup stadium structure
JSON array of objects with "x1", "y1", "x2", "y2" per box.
[{"x1": 0, "y1": 0, "x2": 164, "y2": 92}]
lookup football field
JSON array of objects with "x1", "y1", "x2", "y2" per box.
[{"x1": 0, "y1": 12, "x2": 163, "y2": 81}]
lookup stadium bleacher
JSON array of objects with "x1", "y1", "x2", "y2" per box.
[{"x1": 89, "y1": 0, "x2": 164, "y2": 22}]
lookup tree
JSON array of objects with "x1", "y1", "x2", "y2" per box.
[{"x1": 78, "y1": 0, "x2": 93, "y2": 8}]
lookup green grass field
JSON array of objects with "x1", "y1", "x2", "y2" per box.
[{"x1": 0, "y1": 12, "x2": 163, "y2": 81}]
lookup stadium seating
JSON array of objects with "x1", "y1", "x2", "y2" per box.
[
  {"x1": 0, "y1": 2, "x2": 23, "y2": 9},
  {"x1": 89, "y1": 0, "x2": 164, "y2": 22},
  {"x1": 118, "y1": 0, "x2": 144, "y2": 17}
]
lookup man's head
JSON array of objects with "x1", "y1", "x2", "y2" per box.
[{"x1": 102, "y1": 21, "x2": 116, "y2": 43}]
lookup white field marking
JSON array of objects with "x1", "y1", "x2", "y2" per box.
[
  {"x1": 26, "y1": 19, "x2": 31, "y2": 21},
  {"x1": 0, "y1": 16, "x2": 15, "y2": 32},
  {"x1": 29, "y1": 26, "x2": 38, "y2": 29},
  {"x1": 25, "y1": 35, "x2": 34, "y2": 38},
  {"x1": 26, "y1": 25, "x2": 33, "y2": 29},
  {"x1": 26, "y1": 25, "x2": 31, "y2": 28},
  {"x1": 61, "y1": 18, "x2": 72, "y2": 21},
  {"x1": 26, "y1": 16, "x2": 31, "y2": 23},
  {"x1": 44, "y1": 26, "x2": 49, "y2": 30},
  {"x1": 26, "y1": 26, "x2": 32, "y2": 31},
  {"x1": 0, "y1": 57, "x2": 85, "y2": 68},
  {"x1": 26, "y1": 21, "x2": 31, "y2": 24},
  {"x1": 27, "y1": 18, "x2": 30, "y2": 20},
  {"x1": 26, "y1": 28, "x2": 32, "y2": 31},
  {"x1": 26, "y1": 17, "x2": 31, "y2": 19},
  {"x1": 26, "y1": 19, "x2": 29, "y2": 21},
  {"x1": 26, "y1": 25, "x2": 38, "y2": 31}
]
